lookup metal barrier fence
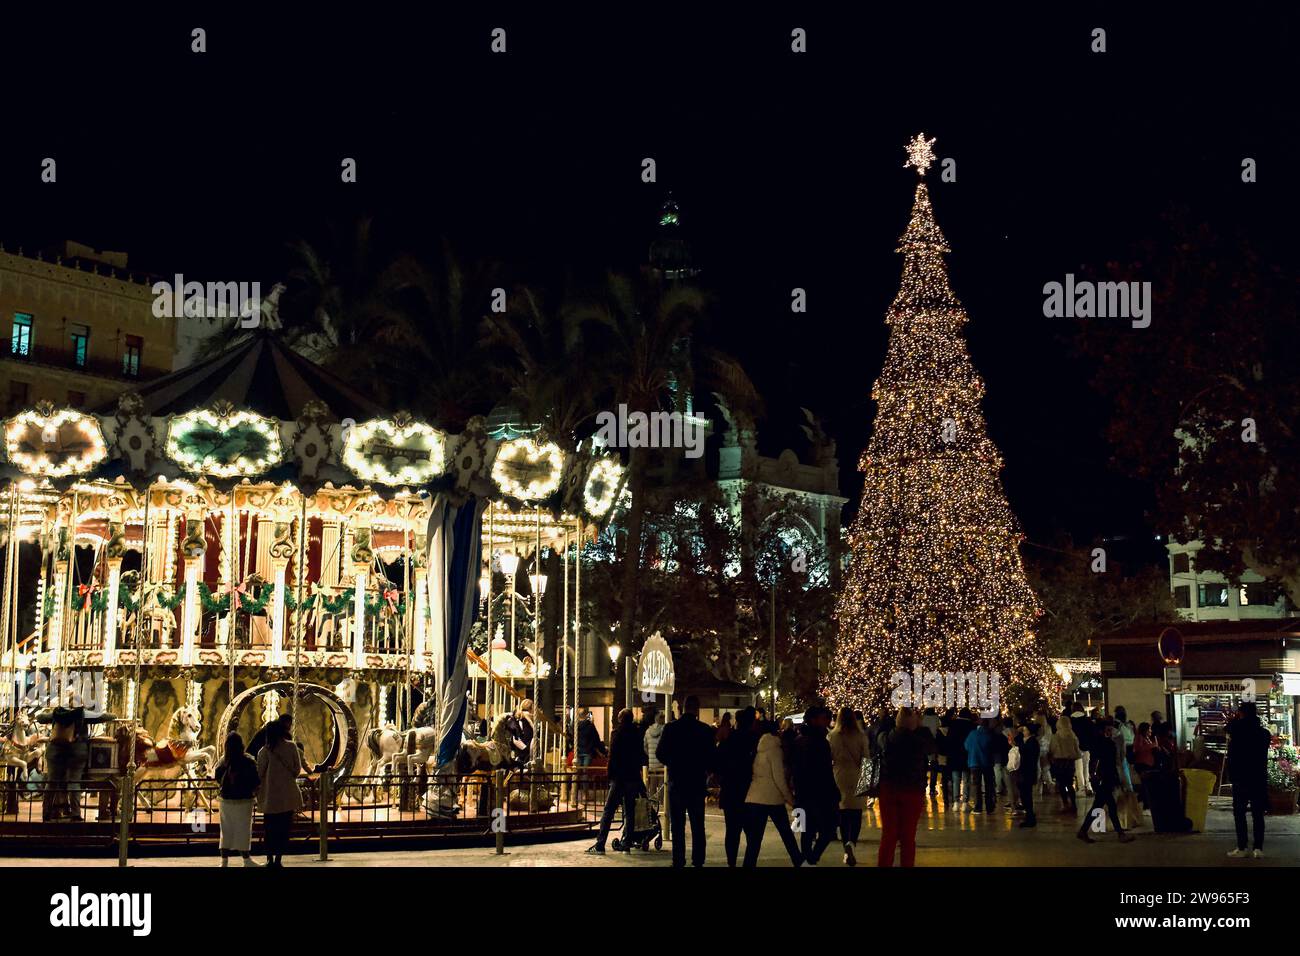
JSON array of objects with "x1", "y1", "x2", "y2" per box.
[{"x1": 0, "y1": 766, "x2": 625, "y2": 852}]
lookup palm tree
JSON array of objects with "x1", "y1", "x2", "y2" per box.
[
  {"x1": 571, "y1": 270, "x2": 764, "y2": 702},
  {"x1": 480, "y1": 286, "x2": 600, "y2": 448}
]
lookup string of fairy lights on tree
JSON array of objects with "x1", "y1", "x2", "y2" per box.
[{"x1": 825, "y1": 133, "x2": 1055, "y2": 714}]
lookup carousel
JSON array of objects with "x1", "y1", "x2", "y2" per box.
[{"x1": 0, "y1": 330, "x2": 624, "y2": 847}]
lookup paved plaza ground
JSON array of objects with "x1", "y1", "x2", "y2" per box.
[{"x1": 10, "y1": 791, "x2": 1297, "y2": 868}]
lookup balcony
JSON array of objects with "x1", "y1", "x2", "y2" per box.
[{"x1": 1, "y1": 339, "x2": 169, "y2": 383}]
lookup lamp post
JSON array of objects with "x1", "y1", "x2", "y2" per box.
[
  {"x1": 528, "y1": 571, "x2": 547, "y2": 714},
  {"x1": 500, "y1": 552, "x2": 519, "y2": 655},
  {"x1": 607, "y1": 642, "x2": 621, "y2": 741}
]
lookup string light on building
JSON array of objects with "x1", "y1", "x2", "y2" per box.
[{"x1": 825, "y1": 134, "x2": 1054, "y2": 714}]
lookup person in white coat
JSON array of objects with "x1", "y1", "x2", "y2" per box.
[
  {"x1": 643, "y1": 710, "x2": 666, "y2": 791},
  {"x1": 740, "y1": 721, "x2": 804, "y2": 867}
]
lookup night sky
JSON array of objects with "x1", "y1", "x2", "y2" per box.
[{"x1": 2, "y1": 8, "x2": 1292, "y2": 566}]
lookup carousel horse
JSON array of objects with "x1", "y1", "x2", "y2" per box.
[
  {"x1": 0, "y1": 709, "x2": 43, "y2": 779},
  {"x1": 422, "y1": 714, "x2": 529, "y2": 817},
  {"x1": 365, "y1": 724, "x2": 403, "y2": 776},
  {"x1": 116, "y1": 706, "x2": 217, "y2": 809}
]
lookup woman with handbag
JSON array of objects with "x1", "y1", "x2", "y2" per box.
[
  {"x1": 741, "y1": 721, "x2": 803, "y2": 867},
  {"x1": 828, "y1": 706, "x2": 871, "y2": 866},
  {"x1": 215, "y1": 732, "x2": 262, "y2": 867}
]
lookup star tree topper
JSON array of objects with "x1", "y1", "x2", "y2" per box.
[{"x1": 903, "y1": 132, "x2": 937, "y2": 175}]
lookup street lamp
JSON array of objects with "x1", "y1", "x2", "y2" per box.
[
  {"x1": 608, "y1": 642, "x2": 621, "y2": 667},
  {"x1": 499, "y1": 552, "x2": 519, "y2": 655},
  {"x1": 528, "y1": 572, "x2": 547, "y2": 719}
]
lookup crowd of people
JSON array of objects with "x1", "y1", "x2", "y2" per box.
[{"x1": 580, "y1": 694, "x2": 1276, "y2": 867}]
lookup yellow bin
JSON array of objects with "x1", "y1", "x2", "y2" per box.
[{"x1": 1182, "y1": 769, "x2": 1216, "y2": 833}]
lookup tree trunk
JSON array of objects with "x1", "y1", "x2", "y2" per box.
[{"x1": 616, "y1": 444, "x2": 648, "y2": 710}]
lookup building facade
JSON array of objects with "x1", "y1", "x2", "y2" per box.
[
  {"x1": 1166, "y1": 540, "x2": 1295, "y2": 623},
  {"x1": 0, "y1": 242, "x2": 175, "y2": 413}
]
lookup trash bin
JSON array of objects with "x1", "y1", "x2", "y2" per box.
[{"x1": 1182, "y1": 768, "x2": 1216, "y2": 833}]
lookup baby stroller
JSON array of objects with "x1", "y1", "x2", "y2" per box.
[{"x1": 612, "y1": 783, "x2": 663, "y2": 852}]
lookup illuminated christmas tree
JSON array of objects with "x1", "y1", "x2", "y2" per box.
[{"x1": 825, "y1": 134, "x2": 1053, "y2": 715}]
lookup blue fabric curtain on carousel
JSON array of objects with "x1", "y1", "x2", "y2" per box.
[{"x1": 425, "y1": 492, "x2": 487, "y2": 783}]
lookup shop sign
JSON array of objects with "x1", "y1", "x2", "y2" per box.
[
  {"x1": 636, "y1": 634, "x2": 675, "y2": 696},
  {"x1": 1179, "y1": 677, "x2": 1268, "y2": 696}
]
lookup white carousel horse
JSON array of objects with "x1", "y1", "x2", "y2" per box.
[
  {"x1": 365, "y1": 724, "x2": 403, "y2": 776},
  {"x1": 0, "y1": 710, "x2": 42, "y2": 779},
  {"x1": 117, "y1": 706, "x2": 217, "y2": 809}
]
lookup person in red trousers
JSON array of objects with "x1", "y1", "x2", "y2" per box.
[{"x1": 877, "y1": 706, "x2": 936, "y2": 867}]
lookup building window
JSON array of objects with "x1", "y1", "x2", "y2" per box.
[
  {"x1": 1173, "y1": 585, "x2": 1191, "y2": 609},
  {"x1": 1197, "y1": 583, "x2": 1230, "y2": 608},
  {"x1": 1240, "y1": 583, "x2": 1278, "y2": 607},
  {"x1": 69, "y1": 323, "x2": 90, "y2": 368},
  {"x1": 1171, "y1": 552, "x2": 1190, "y2": 574},
  {"x1": 122, "y1": 335, "x2": 143, "y2": 377},
  {"x1": 7, "y1": 380, "x2": 29, "y2": 412},
  {"x1": 67, "y1": 390, "x2": 86, "y2": 407},
  {"x1": 11, "y1": 313, "x2": 33, "y2": 357}
]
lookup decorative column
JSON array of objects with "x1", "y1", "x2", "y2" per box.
[
  {"x1": 270, "y1": 557, "x2": 288, "y2": 666},
  {"x1": 412, "y1": 566, "x2": 428, "y2": 665},
  {"x1": 104, "y1": 557, "x2": 122, "y2": 657},
  {"x1": 351, "y1": 527, "x2": 372, "y2": 669},
  {"x1": 352, "y1": 568, "x2": 367, "y2": 668},
  {"x1": 180, "y1": 557, "x2": 201, "y2": 667}
]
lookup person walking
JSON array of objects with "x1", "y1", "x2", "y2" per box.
[
  {"x1": 43, "y1": 700, "x2": 89, "y2": 822},
  {"x1": 1069, "y1": 704, "x2": 1093, "y2": 797},
  {"x1": 256, "y1": 716, "x2": 303, "y2": 867},
  {"x1": 742, "y1": 721, "x2": 803, "y2": 867},
  {"x1": 945, "y1": 708, "x2": 973, "y2": 810},
  {"x1": 575, "y1": 708, "x2": 606, "y2": 766},
  {"x1": 215, "y1": 732, "x2": 262, "y2": 867},
  {"x1": 1016, "y1": 723, "x2": 1039, "y2": 828},
  {"x1": 964, "y1": 719, "x2": 996, "y2": 814},
  {"x1": 1076, "y1": 720, "x2": 1135, "y2": 844},
  {"x1": 1049, "y1": 715, "x2": 1081, "y2": 813},
  {"x1": 921, "y1": 707, "x2": 943, "y2": 797},
  {"x1": 991, "y1": 718, "x2": 1012, "y2": 809},
  {"x1": 791, "y1": 704, "x2": 839, "y2": 865},
  {"x1": 1226, "y1": 701, "x2": 1270, "y2": 859},
  {"x1": 716, "y1": 706, "x2": 759, "y2": 866},
  {"x1": 828, "y1": 706, "x2": 870, "y2": 865},
  {"x1": 877, "y1": 707, "x2": 935, "y2": 867},
  {"x1": 588, "y1": 708, "x2": 645, "y2": 855},
  {"x1": 656, "y1": 695, "x2": 716, "y2": 867}
]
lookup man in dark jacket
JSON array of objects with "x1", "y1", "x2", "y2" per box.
[
  {"x1": 1016, "y1": 724, "x2": 1039, "y2": 828},
  {"x1": 1077, "y1": 719, "x2": 1135, "y2": 844},
  {"x1": 791, "y1": 704, "x2": 839, "y2": 865},
  {"x1": 589, "y1": 709, "x2": 645, "y2": 854},
  {"x1": 965, "y1": 720, "x2": 996, "y2": 814},
  {"x1": 656, "y1": 696, "x2": 717, "y2": 867},
  {"x1": 1226, "y1": 702, "x2": 1270, "y2": 857},
  {"x1": 715, "y1": 706, "x2": 758, "y2": 866},
  {"x1": 944, "y1": 709, "x2": 973, "y2": 809},
  {"x1": 575, "y1": 708, "x2": 606, "y2": 766}
]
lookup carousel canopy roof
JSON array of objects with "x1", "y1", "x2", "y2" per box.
[{"x1": 94, "y1": 330, "x2": 387, "y2": 421}]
